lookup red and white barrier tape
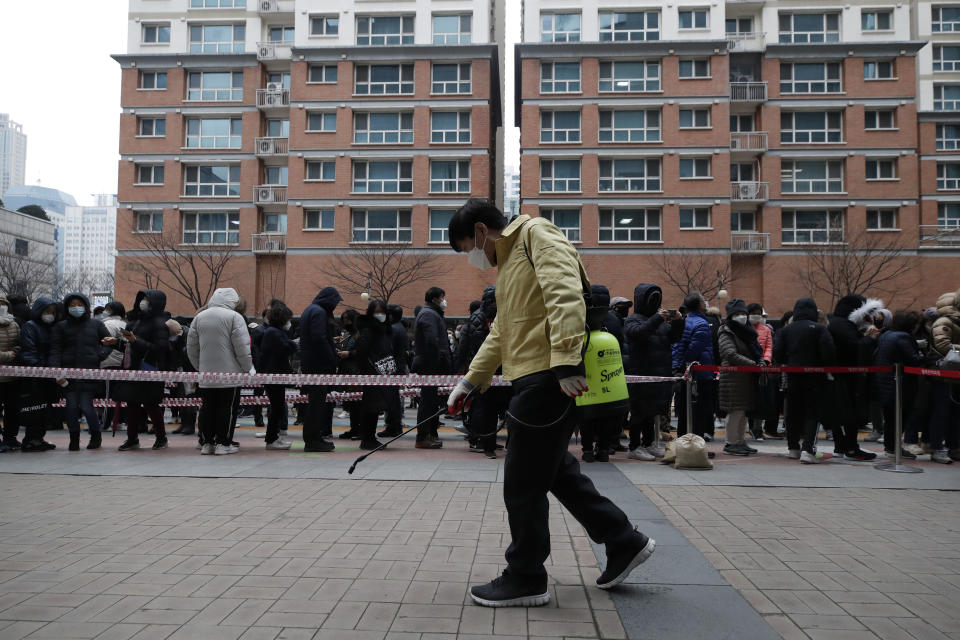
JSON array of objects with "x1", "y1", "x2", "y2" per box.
[
  {"x1": 693, "y1": 365, "x2": 892, "y2": 374},
  {"x1": 904, "y1": 366, "x2": 960, "y2": 380}
]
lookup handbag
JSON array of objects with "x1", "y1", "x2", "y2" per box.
[
  {"x1": 372, "y1": 355, "x2": 397, "y2": 376},
  {"x1": 937, "y1": 346, "x2": 960, "y2": 385}
]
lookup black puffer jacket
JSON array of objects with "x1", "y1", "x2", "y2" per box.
[
  {"x1": 455, "y1": 286, "x2": 496, "y2": 372},
  {"x1": 357, "y1": 314, "x2": 394, "y2": 412},
  {"x1": 117, "y1": 289, "x2": 170, "y2": 404},
  {"x1": 299, "y1": 287, "x2": 342, "y2": 374},
  {"x1": 873, "y1": 330, "x2": 921, "y2": 405},
  {"x1": 623, "y1": 284, "x2": 683, "y2": 376},
  {"x1": 258, "y1": 325, "x2": 297, "y2": 374},
  {"x1": 413, "y1": 303, "x2": 451, "y2": 375},
  {"x1": 590, "y1": 284, "x2": 623, "y2": 346},
  {"x1": 50, "y1": 293, "x2": 110, "y2": 393},
  {"x1": 829, "y1": 294, "x2": 870, "y2": 366},
  {"x1": 18, "y1": 297, "x2": 58, "y2": 367},
  {"x1": 773, "y1": 298, "x2": 836, "y2": 370},
  {"x1": 391, "y1": 320, "x2": 410, "y2": 374}
]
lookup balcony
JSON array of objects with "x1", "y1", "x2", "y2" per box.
[
  {"x1": 256, "y1": 88, "x2": 290, "y2": 109},
  {"x1": 254, "y1": 185, "x2": 287, "y2": 206},
  {"x1": 726, "y1": 32, "x2": 766, "y2": 52},
  {"x1": 731, "y1": 181, "x2": 769, "y2": 202},
  {"x1": 919, "y1": 225, "x2": 960, "y2": 248},
  {"x1": 730, "y1": 131, "x2": 768, "y2": 154},
  {"x1": 256, "y1": 0, "x2": 294, "y2": 13},
  {"x1": 731, "y1": 232, "x2": 770, "y2": 254},
  {"x1": 256, "y1": 41, "x2": 292, "y2": 61},
  {"x1": 730, "y1": 82, "x2": 767, "y2": 103},
  {"x1": 252, "y1": 233, "x2": 287, "y2": 254},
  {"x1": 254, "y1": 137, "x2": 289, "y2": 156}
]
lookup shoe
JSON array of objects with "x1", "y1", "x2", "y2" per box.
[
  {"x1": 3, "y1": 438, "x2": 21, "y2": 450},
  {"x1": 0, "y1": 442, "x2": 7, "y2": 453},
  {"x1": 469, "y1": 443, "x2": 484, "y2": 453},
  {"x1": 415, "y1": 438, "x2": 443, "y2": 449},
  {"x1": 377, "y1": 428, "x2": 402, "y2": 438},
  {"x1": 86, "y1": 432, "x2": 102, "y2": 450},
  {"x1": 214, "y1": 444, "x2": 236, "y2": 455},
  {"x1": 932, "y1": 450, "x2": 953, "y2": 464},
  {"x1": 68, "y1": 432, "x2": 80, "y2": 451},
  {"x1": 336, "y1": 411, "x2": 348, "y2": 419},
  {"x1": 800, "y1": 451, "x2": 820, "y2": 464},
  {"x1": 743, "y1": 444, "x2": 758, "y2": 454},
  {"x1": 582, "y1": 450, "x2": 596, "y2": 463},
  {"x1": 949, "y1": 449, "x2": 960, "y2": 462},
  {"x1": 485, "y1": 450, "x2": 497, "y2": 459},
  {"x1": 40, "y1": 440, "x2": 56, "y2": 450},
  {"x1": 254, "y1": 431, "x2": 266, "y2": 439},
  {"x1": 597, "y1": 530, "x2": 656, "y2": 590},
  {"x1": 864, "y1": 432, "x2": 882, "y2": 442},
  {"x1": 118, "y1": 439, "x2": 140, "y2": 451},
  {"x1": 359, "y1": 439, "x2": 383, "y2": 451},
  {"x1": 612, "y1": 443, "x2": 627, "y2": 452},
  {"x1": 884, "y1": 449, "x2": 917, "y2": 460},
  {"x1": 644, "y1": 445, "x2": 665, "y2": 459},
  {"x1": 786, "y1": 449, "x2": 801, "y2": 460},
  {"x1": 304, "y1": 441, "x2": 335, "y2": 453},
  {"x1": 722, "y1": 443, "x2": 749, "y2": 456},
  {"x1": 453, "y1": 424, "x2": 470, "y2": 435},
  {"x1": 230, "y1": 441, "x2": 239, "y2": 448},
  {"x1": 266, "y1": 439, "x2": 292, "y2": 450},
  {"x1": 627, "y1": 447, "x2": 656, "y2": 461},
  {"x1": 595, "y1": 449, "x2": 610, "y2": 462},
  {"x1": 201, "y1": 443, "x2": 215, "y2": 455},
  {"x1": 178, "y1": 428, "x2": 195, "y2": 436},
  {"x1": 903, "y1": 443, "x2": 924, "y2": 456},
  {"x1": 21, "y1": 440, "x2": 46, "y2": 452},
  {"x1": 339, "y1": 430, "x2": 359, "y2": 440},
  {"x1": 470, "y1": 574, "x2": 550, "y2": 608},
  {"x1": 280, "y1": 430, "x2": 288, "y2": 438},
  {"x1": 845, "y1": 449, "x2": 877, "y2": 461},
  {"x1": 152, "y1": 437, "x2": 168, "y2": 450},
  {"x1": 702, "y1": 434, "x2": 713, "y2": 442}
]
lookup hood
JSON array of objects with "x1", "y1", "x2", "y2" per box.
[
  {"x1": 847, "y1": 298, "x2": 886, "y2": 328},
  {"x1": 936, "y1": 289, "x2": 960, "y2": 321},
  {"x1": 481, "y1": 285, "x2": 497, "y2": 318},
  {"x1": 834, "y1": 294, "x2": 866, "y2": 320},
  {"x1": 793, "y1": 298, "x2": 819, "y2": 323},
  {"x1": 30, "y1": 296, "x2": 58, "y2": 323},
  {"x1": 590, "y1": 285, "x2": 611, "y2": 308},
  {"x1": 207, "y1": 287, "x2": 240, "y2": 310},
  {"x1": 62, "y1": 293, "x2": 91, "y2": 322},
  {"x1": 633, "y1": 284, "x2": 662, "y2": 317},
  {"x1": 134, "y1": 289, "x2": 167, "y2": 318},
  {"x1": 312, "y1": 287, "x2": 343, "y2": 313}
]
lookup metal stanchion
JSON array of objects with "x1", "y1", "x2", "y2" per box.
[
  {"x1": 686, "y1": 376, "x2": 694, "y2": 437},
  {"x1": 876, "y1": 363, "x2": 923, "y2": 474}
]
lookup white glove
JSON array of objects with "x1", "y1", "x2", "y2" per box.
[
  {"x1": 558, "y1": 375, "x2": 588, "y2": 398},
  {"x1": 249, "y1": 366, "x2": 256, "y2": 375},
  {"x1": 447, "y1": 379, "x2": 475, "y2": 416}
]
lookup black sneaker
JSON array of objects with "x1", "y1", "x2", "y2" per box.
[
  {"x1": 3, "y1": 438, "x2": 21, "y2": 450},
  {"x1": 21, "y1": 440, "x2": 48, "y2": 452},
  {"x1": 485, "y1": 450, "x2": 497, "y2": 459},
  {"x1": 339, "y1": 430, "x2": 359, "y2": 440},
  {"x1": 304, "y1": 440, "x2": 335, "y2": 453},
  {"x1": 845, "y1": 449, "x2": 877, "y2": 461},
  {"x1": 582, "y1": 450, "x2": 596, "y2": 463},
  {"x1": 743, "y1": 443, "x2": 758, "y2": 453},
  {"x1": 377, "y1": 428, "x2": 402, "y2": 438},
  {"x1": 612, "y1": 443, "x2": 628, "y2": 452},
  {"x1": 595, "y1": 449, "x2": 610, "y2": 462},
  {"x1": 118, "y1": 439, "x2": 140, "y2": 451},
  {"x1": 152, "y1": 437, "x2": 168, "y2": 450},
  {"x1": 359, "y1": 439, "x2": 383, "y2": 451},
  {"x1": 597, "y1": 530, "x2": 656, "y2": 590},
  {"x1": 470, "y1": 574, "x2": 549, "y2": 608},
  {"x1": 722, "y1": 443, "x2": 749, "y2": 456}
]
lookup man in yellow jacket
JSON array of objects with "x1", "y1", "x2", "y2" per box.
[{"x1": 446, "y1": 198, "x2": 655, "y2": 607}]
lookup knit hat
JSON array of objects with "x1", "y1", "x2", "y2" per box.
[{"x1": 725, "y1": 298, "x2": 748, "y2": 317}]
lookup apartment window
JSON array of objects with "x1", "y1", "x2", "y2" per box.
[
  {"x1": 938, "y1": 162, "x2": 960, "y2": 189},
  {"x1": 429, "y1": 209, "x2": 455, "y2": 243},
  {"x1": 781, "y1": 210, "x2": 844, "y2": 244},
  {"x1": 430, "y1": 160, "x2": 471, "y2": 192},
  {"x1": 599, "y1": 158, "x2": 661, "y2": 192},
  {"x1": 310, "y1": 15, "x2": 339, "y2": 36},
  {"x1": 937, "y1": 124, "x2": 960, "y2": 150},
  {"x1": 306, "y1": 112, "x2": 337, "y2": 132},
  {"x1": 306, "y1": 160, "x2": 336, "y2": 181},
  {"x1": 267, "y1": 71, "x2": 290, "y2": 89},
  {"x1": 188, "y1": 24, "x2": 245, "y2": 53},
  {"x1": 185, "y1": 118, "x2": 241, "y2": 148},
  {"x1": 540, "y1": 62, "x2": 581, "y2": 93},
  {"x1": 182, "y1": 212, "x2": 239, "y2": 245},
  {"x1": 861, "y1": 10, "x2": 892, "y2": 30},
  {"x1": 186, "y1": 71, "x2": 243, "y2": 101},
  {"x1": 780, "y1": 111, "x2": 842, "y2": 143},
  {"x1": 781, "y1": 160, "x2": 844, "y2": 193},
  {"x1": 679, "y1": 157, "x2": 712, "y2": 179},
  {"x1": 731, "y1": 163, "x2": 755, "y2": 182},
  {"x1": 865, "y1": 110, "x2": 895, "y2": 130},
  {"x1": 264, "y1": 166, "x2": 288, "y2": 185},
  {"x1": 780, "y1": 62, "x2": 842, "y2": 93},
  {"x1": 266, "y1": 119, "x2": 289, "y2": 137},
  {"x1": 539, "y1": 209, "x2": 581, "y2": 242},
  {"x1": 778, "y1": 12, "x2": 840, "y2": 43},
  {"x1": 599, "y1": 208, "x2": 661, "y2": 242},
  {"x1": 678, "y1": 9, "x2": 709, "y2": 29},
  {"x1": 679, "y1": 207, "x2": 711, "y2": 229},
  {"x1": 137, "y1": 116, "x2": 166, "y2": 137},
  {"x1": 934, "y1": 46, "x2": 960, "y2": 72},
  {"x1": 136, "y1": 164, "x2": 164, "y2": 185},
  {"x1": 184, "y1": 165, "x2": 241, "y2": 196},
  {"x1": 540, "y1": 159, "x2": 581, "y2": 192},
  {"x1": 726, "y1": 17, "x2": 753, "y2": 34},
  {"x1": 191, "y1": 0, "x2": 246, "y2": 6},
  {"x1": 730, "y1": 115, "x2": 754, "y2": 132},
  {"x1": 351, "y1": 209, "x2": 412, "y2": 243},
  {"x1": 540, "y1": 111, "x2": 581, "y2": 143},
  {"x1": 431, "y1": 111, "x2": 471, "y2": 143},
  {"x1": 304, "y1": 209, "x2": 334, "y2": 231},
  {"x1": 864, "y1": 60, "x2": 894, "y2": 80},
  {"x1": 356, "y1": 15, "x2": 414, "y2": 45},
  {"x1": 865, "y1": 158, "x2": 897, "y2": 180},
  {"x1": 599, "y1": 109, "x2": 660, "y2": 142},
  {"x1": 355, "y1": 64, "x2": 414, "y2": 95},
  {"x1": 867, "y1": 208, "x2": 898, "y2": 230},
  {"x1": 352, "y1": 161, "x2": 413, "y2": 193},
  {"x1": 541, "y1": 12, "x2": 581, "y2": 42},
  {"x1": 432, "y1": 63, "x2": 471, "y2": 94},
  {"x1": 934, "y1": 85, "x2": 960, "y2": 110},
  {"x1": 933, "y1": 6, "x2": 960, "y2": 32},
  {"x1": 679, "y1": 108, "x2": 710, "y2": 128},
  {"x1": 135, "y1": 212, "x2": 163, "y2": 233},
  {"x1": 268, "y1": 26, "x2": 295, "y2": 42},
  {"x1": 731, "y1": 211, "x2": 756, "y2": 232},
  {"x1": 679, "y1": 59, "x2": 710, "y2": 79},
  {"x1": 308, "y1": 64, "x2": 338, "y2": 83},
  {"x1": 938, "y1": 203, "x2": 960, "y2": 227},
  {"x1": 600, "y1": 11, "x2": 659, "y2": 41},
  {"x1": 599, "y1": 60, "x2": 660, "y2": 92},
  {"x1": 140, "y1": 71, "x2": 167, "y2": 90},
  {"x1": 353, "y1": 112, "x2": 412, "y2": 144},
  {"x1": 433, "y1": 14, "x2": 471, "y2": 44},
  {"x1": 142, "y1": 23, "x2": 171, "y2": 44}
]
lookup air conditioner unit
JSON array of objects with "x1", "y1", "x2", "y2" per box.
[
  {"x1": 258, "y1": 44, "x2": 274, "y2": 59},
  {"x1": 260, "y1": 0, "x2": 278, "y2": 11},
  {"x1": 266, "y1": 81, "x2": 283, "y2": 92},
  {"x1": 258, "y1": 188, "x2": 274, "y2": 203},
  {"x1": 258, "y1": 139, "x2": 274, "y2": 154}
]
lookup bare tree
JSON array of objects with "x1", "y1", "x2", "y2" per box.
[
  {"x1": 124, "y1": 231, "x2": 236, "y2": 310},
  {"x1": 0, "y1": 246, "x2": 55, "y2": 300},
  {"x1": 653, "y1": 251, "x2": 734, "y2": 303},
  {"x1": 318, "y1": 244, "x2": 443, "y2": 305},
  {"x1": 54, "y1": 266, "x2": 115, "y2": 299},
  {"x1": 796, "y1": 229, "x2": 918, "y2": 310}
]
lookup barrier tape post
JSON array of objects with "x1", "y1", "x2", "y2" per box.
[
  {"x1": 875, "y1": 363, "x2": 923, "y2": 474},
  {"x1": 685, "y1": 363, "x2": 695, "y2": 437}
]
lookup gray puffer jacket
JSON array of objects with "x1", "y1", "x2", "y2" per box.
[
  {"x1": 717, "y1": 323, "x2": 759, "y2": 413},
  {"x1": 186, "y1": 288, "x2": 253, "y2": 388}
]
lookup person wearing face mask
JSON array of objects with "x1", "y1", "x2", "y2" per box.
[
  {"x1": 746, "y1": 303, "x2": 781, "y2": 441},
  {"x1": 0, "y1": 295, "x2": 22, "y2": 453},
  {"x1": 355, "y1": 300, "x2": 395, "y2": 450},
  {"x1": 298, "y1": 287, "x2": 342, "y2": 452},
  {"x1": 445, "y1": 198, "x2": 653, "y2": 607},
  {"x1": 379, "y1": 305, "x2": 409, "y2": 438},
  {"x1": 49, "y1": 294, "x2": 110, "y2": 451},
  {"x1": 16, "y1": 297, "x2": 60, "y2": 451},
  {"x1": 256, "y1": 302, "x2": 296, "y2": 450},
  {"x1": 412, "y1": 286, "x2": 452, "y2": 449},
  {"x1": 717, "y1": 299, "x2": 763, "y2": 456}
]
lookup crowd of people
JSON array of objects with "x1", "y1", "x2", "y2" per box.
[{"x1": 0, "y1": 281, "x2": 957, "y2": 464}]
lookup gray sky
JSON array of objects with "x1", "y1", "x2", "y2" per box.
[{"x1": 0, "y1": 1, "x2": 519, "y2": 206}]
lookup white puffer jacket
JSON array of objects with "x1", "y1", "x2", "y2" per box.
[{"x1": 186, "y1": 288, "x2": 253, "y2": 388}]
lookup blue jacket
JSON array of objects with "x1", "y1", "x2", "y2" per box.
[
  {"x1": 18, "y1": 297, "x2": 58, "y2": 367},
  {"x1": 298, "y1": 287, "x2": 342, "y2": 373},
  {"x1": 672, "y1": 310, "x2": 715, "y2": 378}
]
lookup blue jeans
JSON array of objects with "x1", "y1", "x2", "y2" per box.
[{"x1": 64, "y1": 389, "x2": 101, "y2": 434}]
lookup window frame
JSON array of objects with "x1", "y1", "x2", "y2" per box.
[
  {"x1": 778, "y1": 12, "x2": 841, "y2": 43},
  {"x1": 139, "y1": 71, "x2": 167, "y2": 90},
  {"x1": 861, "y1": 9, "x2": 892, "y2": 31},
  {"x1": 937, "y1": 124, "x2": 960, "y2": 150},
  {"x1": 304, "y1": 208, "x2": 335, "y2": 231},
  {"x1": 137, "y1": 116, "x2": 166, "y2": 138},
  {"x1": 431, "y1": 62, "x2": 472, "y2": 95},
  {"x1": 780, "y1": 111, "x2": 843, "y2": 143},
  {"x1": 268, "y1": 25, "x2": 295, "y2": 42},
  {"x1": 864, "y1": 59, "x2": 895, "y2": 80},
  {"x1": 866, "y1": 208, "x2": 899, "y2": 231},
  {"x1": 539, "y1": 208, "x2": 582, "y2": 243},
  {"x1": 598, "y1": 158, "x2": 662, "y2": 193},
  {"x1": 142, "y1": 23, "x2": 171, "y2": 44},
  {"x1": 679, "y1": 206, "x2": 712, "y2": 230},
  {"x1": 678, "y1": 58, "x2": 711, "y2": 79},
  {"x1": 134, "y1": 212, "x2": 163, "y2": 234},
  {"x1": 540, "y1": 110, "x2": 581, "y2": 144},
  {"x1": 731, "y1": 210, "x2": 756, "y2": 232},
  {"x1": 135, "y1": 164, "x2": 165, "y2": 186},
  {"x1": 355, "y1": 15, "x2": 414, "y2": 46},
  {"x1": 865, "y1": 110, "x2": 896, "y2": 130},
  {"x1": 354, "y1": 64, "x2": 414, "y2": 96},
  {"x1": 309, "y1": 15, "x2": 339, "y2": 37},
  {"x1": 678, "y1": 107, "x2": 711, "y2": 129},
  {"x1": 307, "y1": 64, "x2": 338, "y2": 84},
  {"x1": 429, "y1": 208, "x2": 456, "y2": 244},
  {"x1": 186, "y1": 70, "x2": 244, "y2": 101},
  {"x1": 781, "y1": 209, "x2": 845, "y2": 244},
  {"x1": 938, "y1": 202, "x2": 960, "y2": 228},
  {"x1": 190, "y1": 0, "x2": 246, "y2": 7},
  {"x1": 937, "y1": 162, "x2": 960, "y2": 190},
  {"x1": 540, "y1": 11, "x2": 581, "y2": 42},
  {"x1": 306, "y1": 111, "x2": 337, "y2": 133},
  {"x1": 430, "y1": 110, "x2": 472, "y2": 144},
  {"x1": 678, "y1": 8, "x2": 710, "y2": 30},
  {"x1": 781, "y1": 160, "x2": 845, "y2": 194},
  {"x1": 934, "y1": 45, "x2": 960, "y2": 72},
  {"x1": 598, "y1": 208, "x2": 662, "y2": 243},
  {"x1": 599, "y1": 109, "x2": 661, "y2": 143},
  {"x1": 351, "y1": 208, "x2": 413, "y2": 243},
  {"x1": 934, "y1": 84, "x2": 960, "y2": 111},
  {"x1": 432, "y1": 14, "x2": 472, "y2": 45},
  {"x1": 305, "y1": 160, "x2": 336, "y2": 182},
  {"x1": 352, "y1": 160, "x2": 413, "y2": 194},
  {"x1": 429, "y1": 159, "x2": 472, "y2": 193},
  {"x1": 181, "y1": 211, "x2": 239, "y2": 245},
  {"x1": 599, "y1": 10, "x2": 660, "y2": 41},
  {"x1": 540, "y1": 61, "x2": 581, "y2": 94},
  {"x1": 598, "y1": 60, "x2": 661, "y2": 93},
  {"x1": 678, "y1": 157, "x2": 713, "y2": 180},
  {"x1": 865, "y1": 158, "x2": 898, "y2": 181},
  {"x1": 780, "y1": 62, "x2": 843, "y2": 94},
  {"x1": 353, "y1": 112, "x2": 414, "y2": 145},
  {"x1": 184, "y1": 117, "x2": 242, "y2": 148},
  {"x1": 183, "y1": 164, "x2": 241, "y2": 197},
  {"x1": 188, "y1": 23, "x2": 246, "y2": 54},
  {"x1": 540, "y1": 159, "x2": 581, "y2": 193},
  {"x1": 933, "y1": 6, "x2": 960, "y2": 32}
]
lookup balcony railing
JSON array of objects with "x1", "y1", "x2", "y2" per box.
[
  {"x1": 919, "y1": 224, "x2": 960, "y2": 248},
  {"x1": 730, "y1": 131, "x2": 768, "y2": 153},
  {"x1": 731, "y1": 232, "x2": 770, "y2": 254},
  {"x1": 731, "y1": 181, "x2": 769, "y2": 201},
  {"x1": 256, "y1": 88, "x2": 290, "y2": 109},
  {"x1": 256, "y1": 0, "x2": 294, "y2": 12},
  {"x1": 256, "y1": 41, "x2": 292, "y2": 61},
  {"x1": 730, "y1": 82, "x2": 767, "y2": 102},
  {"x1": 254, "y1": 137, "x2": 289, "y2": 156},
  {"x1": 252, "y1": 233, "x2": 287, "y2": 254},
  {"x1": 726, "y1": 32, "x2": 766, "y2": 51},
  {"x1": 254, "y1": 185, "x2": 288, "y2": 205}
]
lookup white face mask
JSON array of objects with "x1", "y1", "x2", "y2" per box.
[
  {"x1": 283, "y1": 321, "x2": 291, "y2": 331},
  {"x1": 374, "y1": 313, "x2": 387, "y2": 323},
  {"x1": 0, "y1": 306, "x2": 7, "y2": 316},
  {"x1": 749, "y1": 314, "x2": 763, "y2": 325},
  {"x1": 467, "y1": 232, "x2": 493, "y2": 270},
  {"x1": 455, "y1": 329, "x2": 462, "y2": 339},
  {"x1": 41, "y1": 313, "x2": 55, "y2": 324},
  {"x1": 733, "y1": 315, "x2": 748, "y2": 326},
  {"x1": 139, "y1": 299, "x2": 150, "y2": 313},
  {"x1": 68, "y1": 306, "x2": 85, "y2": 318},
  {"x1": 439, "y1": 299, "x2": 447, "y2": 310}
]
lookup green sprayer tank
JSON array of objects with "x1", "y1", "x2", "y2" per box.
[{"x1": 575, "y1": 307, "x2": 630, "y2": 420}]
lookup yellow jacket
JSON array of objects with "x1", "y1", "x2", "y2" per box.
[{"x1": 465, "y1": 215, "x2": 589, "y2": 387}]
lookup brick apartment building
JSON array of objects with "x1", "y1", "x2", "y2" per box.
[
  {"x1": 113, "y1": 0, "x2": 504, "y2": 316},
  {"x1": 517, "y1": 0, "x2": 959, "y2": 315}
]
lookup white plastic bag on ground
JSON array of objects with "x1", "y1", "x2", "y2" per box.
[{"x1": 674, "y1": 434, "x2": 713, "y2": 470}]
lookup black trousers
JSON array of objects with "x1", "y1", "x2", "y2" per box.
[
  {"x1": 199, "y1": 387, "x2": 240, "y2": 446},
  {"x1": 580, "y1": 419, "x2": 614, "y2": 453},
  {"x1": 502, "y1": 372, "x2": 635, "y2": 582},
  {"x1": 822, "y1": 378, "x2": 860, "y2": 454},
  {"x1": 303, "y1": 385, "x2": 333, "y2": 444},
  {"x1": 416, "y1": 386, "x2": 441, "y2": 442},
  {"x1": 785, "y1": 377, "x2": 822, "y2": 454},
  {"x1": 265, "y1": 385, "x2": 288, "y2": 443},
  {"x1": 0, "y1": 380, "x2": 20, "y2": 442},
  {"x1": 676, "y1": 379, "x2": 715, "y2": 437},
  {"x1": 628, "y1": 382, "x2": 670, "y2": 449},
  {"x1": 468, "y1": 387, "x2": 509, "y2": 452},
  {"x1": 384, "y1": 388, "x2": 404, "y2": 431}
]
